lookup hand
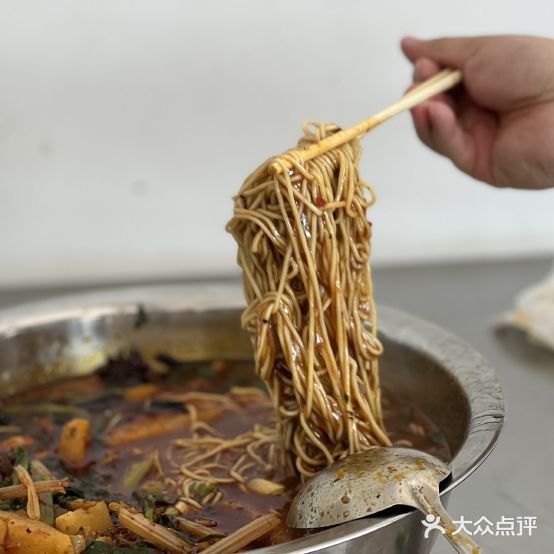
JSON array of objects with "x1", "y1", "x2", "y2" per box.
[{"x1": 401, "y1": 35, "x2": 554, "y2": 189}]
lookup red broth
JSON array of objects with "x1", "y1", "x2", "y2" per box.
[{"x1": 0, "y1": 355, "x2": 451, "y2": 552}]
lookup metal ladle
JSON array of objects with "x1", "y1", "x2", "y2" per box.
[{"x1": 287, "y1": 447, "x2": 481, "y2": 554}]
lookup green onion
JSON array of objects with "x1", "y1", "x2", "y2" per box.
[
  {"x1": 123, "y1": 458, "x2": 154, "y2": 490},
  {"x1": 31, "y1": 460, "x2": 55, "y2": 526},
  {"x1": 193, "y1": 482, "x2": 216, "y2": 501},
  {"x1": 11, "y1": 447, "x2": 29, "y2": 471}
]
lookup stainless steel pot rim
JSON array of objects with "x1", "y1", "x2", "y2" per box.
[{"x1": 0, "y1": 283, "x2": 504, "y2": 554}]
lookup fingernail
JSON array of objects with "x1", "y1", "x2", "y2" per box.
[{"x1": 402, "y1": 36, "x2": 420, "y2": 47}]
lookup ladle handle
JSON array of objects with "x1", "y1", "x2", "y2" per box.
[{"x1": 412, "y1": 484, "x2": 482, "y2": 554}]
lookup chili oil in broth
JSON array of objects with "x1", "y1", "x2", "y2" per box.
[{"x1": 0, "y1": 355, "x2": 451, "y2": 551}]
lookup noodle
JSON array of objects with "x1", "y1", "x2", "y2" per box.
[
  {"x1": 170, "y1": 388, "x2": 281, "y2": 509},
  {"x1": 227, "y1": 122, "x2": 391, "y2": 478}
]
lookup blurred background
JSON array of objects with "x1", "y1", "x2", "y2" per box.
[{"x1": 1, "y1": 0, "x2": 553, "y2": 289}]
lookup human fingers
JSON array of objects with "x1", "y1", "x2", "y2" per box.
[
  {"x1": 412, "y1": 57, "x2": 439, "y2": 82},
  {"x1": 407, "y1": 57, "x2": 458, "y2": 113},
  {"x1": 410, "y1": 100, "x2": 475, "y2": 175},
  {"x1": 401, "y1": 36, "x2": 478, "y2": 68}
]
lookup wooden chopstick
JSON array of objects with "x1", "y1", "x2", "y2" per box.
[
  {"x1": 405, "y1": 67, "x2": 460, "y2": 95},
  {"x1": 270, "y1": 68, "x2": 462, "y2": 174}
]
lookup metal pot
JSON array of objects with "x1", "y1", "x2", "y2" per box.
[{"x1": 0, "y1": 283, "x2": 504, "y2": 554}]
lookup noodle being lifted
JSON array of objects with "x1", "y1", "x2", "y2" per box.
[
  {"x1": 0, "y1": 122, "x2": 452, "y2": 554},
  {"x1": 227, "y1": 122, "x2": 391, "y2": 478}
]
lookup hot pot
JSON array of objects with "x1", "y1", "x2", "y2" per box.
[{"x1": 0, "y1": 283, "x2": 504, "y2": 554}]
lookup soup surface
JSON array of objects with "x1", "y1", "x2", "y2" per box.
[{"x1": 0, "y1": 354, "x2": 451, "y2": 552}]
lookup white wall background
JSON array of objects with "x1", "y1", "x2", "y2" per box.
[{"x1": 1, "y1": 0, "x2": 553, "y2": 289}]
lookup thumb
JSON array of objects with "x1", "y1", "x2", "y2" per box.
[{"x1": 401, "y1": 36, "x2": 478, "y2": 68}]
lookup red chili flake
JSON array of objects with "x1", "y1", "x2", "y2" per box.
[{"x1": 315, "y1": 196, "x2": 326, "y2": 208}]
